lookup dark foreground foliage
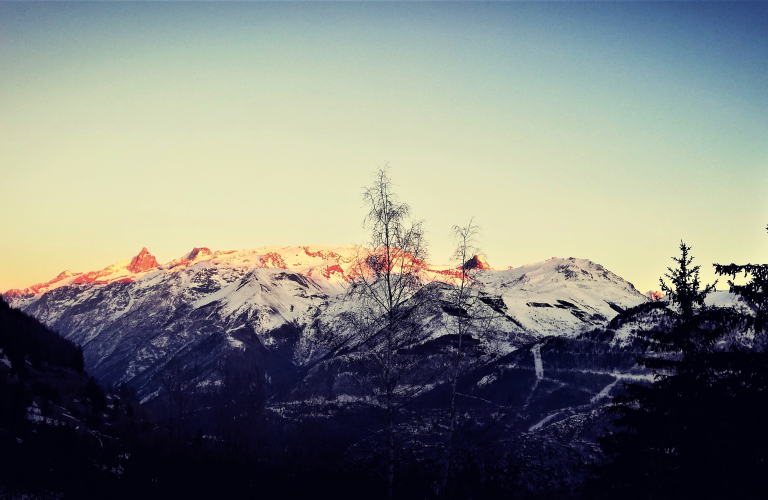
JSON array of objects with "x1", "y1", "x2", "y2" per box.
[
  {"x1": 585, "y1": 238, "x2": 768, "y2": 500},
  {"x1": 0, "y1": 295, "x2": 518, "y2": 500}
]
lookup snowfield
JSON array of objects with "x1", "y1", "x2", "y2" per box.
[{"x1": 4, "y1": 246, "x2": 649, "y2": 398}]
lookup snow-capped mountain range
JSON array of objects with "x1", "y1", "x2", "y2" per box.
[{"x1": 4, "y1": 246, "x2": 649, "y2": 397}]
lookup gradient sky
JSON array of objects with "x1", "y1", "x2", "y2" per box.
[{"x1": 1, "y1": 2, "x2": 767, "y2": 294}]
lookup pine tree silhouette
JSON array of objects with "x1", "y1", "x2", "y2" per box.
[{"x1": 587, "y1": 240, "x2": 768, "y2": 499}]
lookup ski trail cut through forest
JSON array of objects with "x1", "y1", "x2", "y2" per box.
[
  {"x1": 528, "y1": 375, "x2": 624, "y2": 432},
  {"x1": 524, "y1": 344, "x2": 544, "y2": 409},
  {"x1": 590, "y1": 378, "x2": 620, "y2": 404},
  {"x1": 532, "y1": 344, "x2": 544, "y2": 380}
]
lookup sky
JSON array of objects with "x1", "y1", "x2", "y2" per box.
[{"x1": 1, "y1": 2, "x2": 767, "y2": 294}]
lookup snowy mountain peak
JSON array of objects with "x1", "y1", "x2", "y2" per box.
[
  {"x1": 645, "y1": 290, "x2": 664, "y2": 301},
  {"x1": 165, "y1": 247, "x2": 217, "y2": 270},
  {"x1": 54, "y1": 270, "x2": 76, "y2": 280},
  {"x1": 478, "y1": 257, "x2": 645, "y2": 303},
  {"x1": 185, "y1": 247, "x2": 212, "y2": 261},
  {"x1": 67, "y1": 248, "x2": 161, "y2": 286},
  {"x1": 127, "y1": 248, "x2": 159, "y2": 273},
  {"x1": 463, "y1": 255, "x2": 492, "y2": 271}
]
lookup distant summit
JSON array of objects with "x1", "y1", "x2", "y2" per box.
[
  {"x1": 463, "y1": 255, "x2": 492, "y2": 271},
  {"x1": 185, "y1": 247, "x2": 212, "y2": 261},
  {"x1": 71, "y1": 248, "x2": 159, "y2": 284},
  {"x1": 645, "y1": 290, "x2": 664, "y2": 301},
  {"x1": 127, "y1": 248, "x2": 159, "y2": 273}
]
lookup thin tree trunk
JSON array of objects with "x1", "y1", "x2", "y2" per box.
[
  {"x1": 387, "y1": 383, "x2": 395, "y2": 500},
  {"x1": 441, "y1": 240, "x2": 470, "y2": 498},
  {"x1": 440, "y1": 373, "x2": 459, "y2": 497},
  {"x1": 440, "y1": 327, "x2": 463, "y2": 498}
]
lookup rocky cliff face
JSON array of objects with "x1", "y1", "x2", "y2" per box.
[
  {"x1": 127, "y1": 247, "x2": 160, "y2": 273},
  {"x1": 463, "y1": 255, "x2": 492, "y2": 270}
]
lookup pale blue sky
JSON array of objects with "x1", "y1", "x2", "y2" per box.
[{"x1": 1, "y1": 2, "x2": 767, "y2": 293}]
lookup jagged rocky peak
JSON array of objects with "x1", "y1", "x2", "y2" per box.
[
  {"x1": 463, "y1": 255, "x2": 492, "y2": 270},
  {"x1": 645, "y1": 290, "x2": 664, "y2": 301},
  {"x1": 127, "y1": 248, "x2": 159, "y2": 273},
  {"x1": 185, "y1": 247, "x2": 213, "y2": 261}
]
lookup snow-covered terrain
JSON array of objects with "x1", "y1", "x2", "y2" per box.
[
  {"x1": 3, "y1": 246, "x2": 648, "y2": 397},
  {"x1": 476, "y1": 257, "x2": 646, "y2": 336}
]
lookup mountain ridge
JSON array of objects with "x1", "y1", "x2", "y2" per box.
[
  {"x1": 3, "y1": 245, "x2": 648, "y2": 399},
  {"x1": 4, "y1": 245, "x2": 644, "y2": 299}
]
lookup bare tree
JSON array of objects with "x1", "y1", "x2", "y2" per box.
[
  {"x1": 437, "y1": 219, "x2": 503, "y2": 497},
  {"x1": 345, "y1": 166, "x2": 439, "y2": 498}
]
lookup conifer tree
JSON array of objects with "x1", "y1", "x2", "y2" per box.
[
  {"x1": 589, "y1": 239, "x2": 768, "y2": 499},
  {"x1": 590, "y1": 242, "x2": 719, "y2": 498},
  {"x1": 713, "y1": 224, "x2": 768, "y2": 348},
  {"x1": 640, "y1": 241, "x2": 721, "y2": 376}
]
